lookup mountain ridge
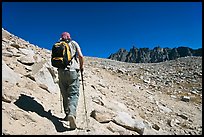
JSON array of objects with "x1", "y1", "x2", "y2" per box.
[{"x1": 108, "y1": 46, "x2": 202, "y2": 63}]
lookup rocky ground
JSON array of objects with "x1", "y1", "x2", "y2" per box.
[{"x1": 2, "y1": 28, "x2": 202, "y2": 135}]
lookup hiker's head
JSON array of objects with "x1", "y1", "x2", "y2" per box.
[{"x1": 61, "y1": 32, "x2": 71, "y2": 40}]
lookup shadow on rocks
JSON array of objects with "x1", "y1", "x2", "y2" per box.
[{"x1": 14, "y1": 94, "x2": 73, "y2": 133}]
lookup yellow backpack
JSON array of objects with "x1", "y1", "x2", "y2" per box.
[{"x1": 51, "y1": 41, "x2": 72, "y2": 69}]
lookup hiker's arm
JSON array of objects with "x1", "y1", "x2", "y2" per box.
[
  {"x1": 77, "y1": 48, "x2": 84, "y2": 71},
  {"x1": 75, "y1": 44, "x2": 84, "y2": 71},
  {"x1": 73, "y1": 41, "x2": 84, "y2": 71}
]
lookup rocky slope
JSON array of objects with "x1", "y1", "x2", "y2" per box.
[
  {"x1": 2, "y1": 28, "x2": 202, "y2": 135},
  {"x1": 108, "y1": 46, "x2": 202, "y2": 63}
]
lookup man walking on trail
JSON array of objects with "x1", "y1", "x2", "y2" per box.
[{"x1": 58, "y1": 32, "x2": 84, "y2": 129}]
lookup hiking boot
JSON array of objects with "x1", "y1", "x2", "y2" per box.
[
  {"x1": 68, "y1": 115, "x2": 77, "y2": 129},
  {"x1": 63, "y1": 114, "x2": 69, "y2": 121}
]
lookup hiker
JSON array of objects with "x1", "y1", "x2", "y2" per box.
[{"x1": 57, "y1": 32, "x2": 84, "y2": 129}]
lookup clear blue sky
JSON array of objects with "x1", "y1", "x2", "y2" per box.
[{"x1": 2, "y1": 2, "x2": 202, "y2": 58}]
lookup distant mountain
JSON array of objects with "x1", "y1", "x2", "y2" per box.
[{"x1": 108, "y1": 46, "x2": 202, "y2": 63}]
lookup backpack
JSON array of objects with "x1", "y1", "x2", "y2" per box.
[{"x1": 51, "y1": 40, "x2": 74, "y2": 69}]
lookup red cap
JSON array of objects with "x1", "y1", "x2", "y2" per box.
[{"x1": 61, "y1": 32, "x2": 71, "y2": 40}]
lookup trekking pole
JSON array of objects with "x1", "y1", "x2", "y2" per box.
[
  {"x1": 81, "y1": 70, "x2": 90, "y2": 132},
  {"x1": 60, "y1": 91, "x2": 63, "y2": 113}
]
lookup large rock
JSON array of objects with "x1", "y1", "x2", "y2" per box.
[
  {"x1": 34, "y1": 64, "x2": 59, "y2": 93},
  {"x1": 19, "y1": 48, "x2": 35, "y2": 56},
  {"x1": 90, "y1": 106, "x2": 116, "y2": 123},
  {"x1": 2, "y1": 59, "x2": 21, "y2": 84},
  {"x1": 113, "y1": 111, "x2": 146, "y2": 135},
  {"x1": 17, "y1": 55, "x2": 35, "y2": 65}
]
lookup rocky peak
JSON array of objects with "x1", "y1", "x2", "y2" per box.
[{"x1": 108, "y1": 46, "x2": 202, "y2": 63}]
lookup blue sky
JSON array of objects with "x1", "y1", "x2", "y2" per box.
[{"x1": 2, "y1": 2, "x2": 202, "y2": 58}]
